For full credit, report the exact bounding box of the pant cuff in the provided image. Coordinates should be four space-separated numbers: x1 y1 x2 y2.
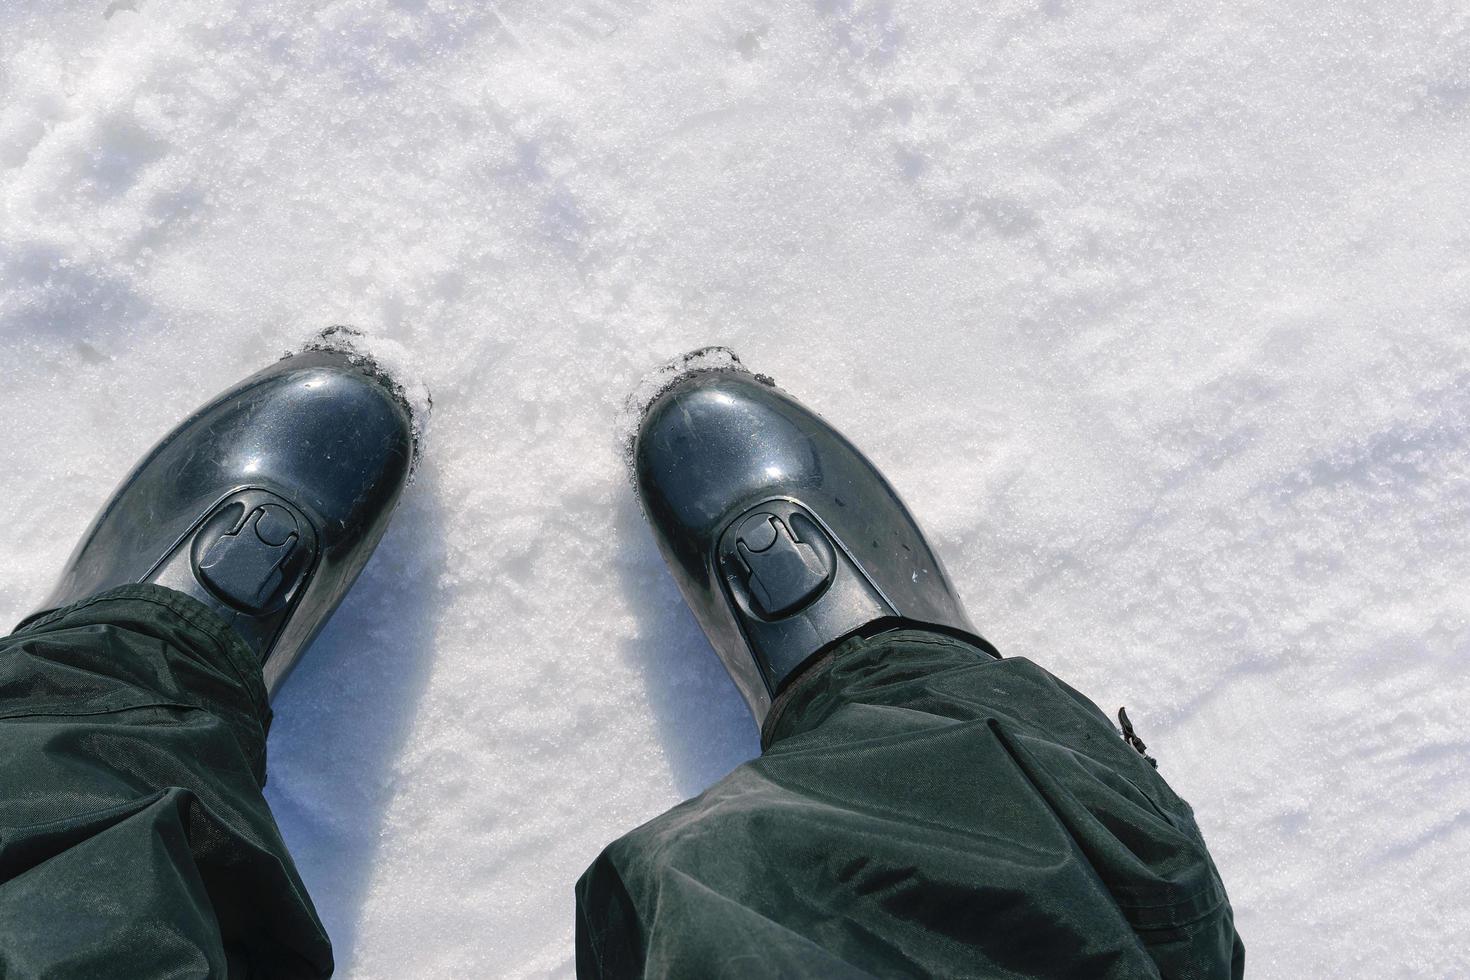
13 583 272 781
760 627 997 751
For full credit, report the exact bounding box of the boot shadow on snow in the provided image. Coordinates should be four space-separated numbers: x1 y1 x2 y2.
262 456 446 967
612 493 760 803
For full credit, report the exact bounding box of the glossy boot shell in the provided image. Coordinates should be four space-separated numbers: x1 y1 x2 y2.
32 349 416 697
633 366 994 725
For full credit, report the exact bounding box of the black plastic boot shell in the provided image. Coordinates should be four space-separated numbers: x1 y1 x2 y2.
633 368 993 724
32 349 415 696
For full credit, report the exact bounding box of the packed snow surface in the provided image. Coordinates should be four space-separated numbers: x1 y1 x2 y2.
2 0 1468 976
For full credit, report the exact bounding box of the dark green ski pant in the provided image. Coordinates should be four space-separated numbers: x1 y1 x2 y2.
0 585 332 978
1 588 1241 979
576 630 1245 979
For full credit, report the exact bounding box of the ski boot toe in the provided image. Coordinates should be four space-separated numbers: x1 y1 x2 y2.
633 361 993 725
33 348 418 696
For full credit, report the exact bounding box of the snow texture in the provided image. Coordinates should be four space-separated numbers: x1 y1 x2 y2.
2 0 1468 976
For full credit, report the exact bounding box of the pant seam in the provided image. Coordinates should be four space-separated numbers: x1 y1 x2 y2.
0 700 224 723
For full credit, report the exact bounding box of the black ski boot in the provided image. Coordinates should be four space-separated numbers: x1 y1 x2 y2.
29 348 418 696
631 351 997 726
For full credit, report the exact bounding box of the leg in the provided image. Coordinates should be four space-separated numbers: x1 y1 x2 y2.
0 586 331 978
2 344 418 978
582 353 1243 977
578 629 1243 979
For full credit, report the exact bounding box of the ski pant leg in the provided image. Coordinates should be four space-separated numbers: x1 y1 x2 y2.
575 629 1244 980
0 585 332 979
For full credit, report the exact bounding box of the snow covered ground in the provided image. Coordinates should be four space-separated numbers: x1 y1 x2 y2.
3 0 1468 975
